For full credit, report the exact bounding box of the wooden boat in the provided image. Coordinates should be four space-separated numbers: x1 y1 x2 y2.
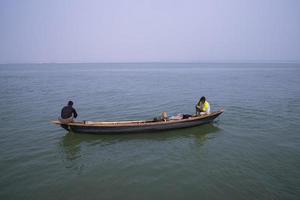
52 109 224 134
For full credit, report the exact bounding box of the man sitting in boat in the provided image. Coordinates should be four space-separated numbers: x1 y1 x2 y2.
58 101 78 123
196 96 210 115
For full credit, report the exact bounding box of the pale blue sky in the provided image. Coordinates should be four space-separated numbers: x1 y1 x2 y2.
0 0 299 63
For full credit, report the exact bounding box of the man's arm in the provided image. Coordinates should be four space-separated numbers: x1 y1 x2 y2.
195 100 201 109
73 108 78 118
196 101 203 110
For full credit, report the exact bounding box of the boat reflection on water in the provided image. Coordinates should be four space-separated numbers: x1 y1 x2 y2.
58 124 221 172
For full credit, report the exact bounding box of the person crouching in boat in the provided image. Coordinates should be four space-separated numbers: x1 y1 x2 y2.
196 96 210 115
58 101 78 124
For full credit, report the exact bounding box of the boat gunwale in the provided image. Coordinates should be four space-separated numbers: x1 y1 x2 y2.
52 110 224 127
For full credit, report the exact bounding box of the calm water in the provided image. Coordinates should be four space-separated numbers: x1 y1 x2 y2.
0 63 300 200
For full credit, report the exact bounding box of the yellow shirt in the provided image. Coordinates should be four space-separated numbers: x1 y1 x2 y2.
197 101 210 113
202 101 210 112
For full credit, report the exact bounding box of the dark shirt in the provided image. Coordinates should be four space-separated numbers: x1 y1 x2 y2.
61 105 78 119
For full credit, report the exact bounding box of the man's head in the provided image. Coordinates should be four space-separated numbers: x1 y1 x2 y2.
68 101 74 106
200 96 206 103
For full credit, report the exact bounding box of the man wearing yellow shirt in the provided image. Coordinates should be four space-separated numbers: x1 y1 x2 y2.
196 96 210 115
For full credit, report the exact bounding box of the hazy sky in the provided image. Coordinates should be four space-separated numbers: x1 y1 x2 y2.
0 0 299 63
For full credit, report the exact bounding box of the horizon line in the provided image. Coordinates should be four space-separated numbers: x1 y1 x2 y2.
1 60 300 65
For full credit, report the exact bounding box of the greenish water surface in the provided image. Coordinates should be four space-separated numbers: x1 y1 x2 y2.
0 63 299 199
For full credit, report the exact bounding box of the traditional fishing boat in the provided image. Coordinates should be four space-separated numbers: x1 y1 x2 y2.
52 109 224 134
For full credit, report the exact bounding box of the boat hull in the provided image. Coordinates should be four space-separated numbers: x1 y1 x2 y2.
53 110 223 134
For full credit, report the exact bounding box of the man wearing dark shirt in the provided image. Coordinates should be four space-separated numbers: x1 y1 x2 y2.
59 101 78 123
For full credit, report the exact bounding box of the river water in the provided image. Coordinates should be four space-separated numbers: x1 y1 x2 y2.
0 63 299 199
